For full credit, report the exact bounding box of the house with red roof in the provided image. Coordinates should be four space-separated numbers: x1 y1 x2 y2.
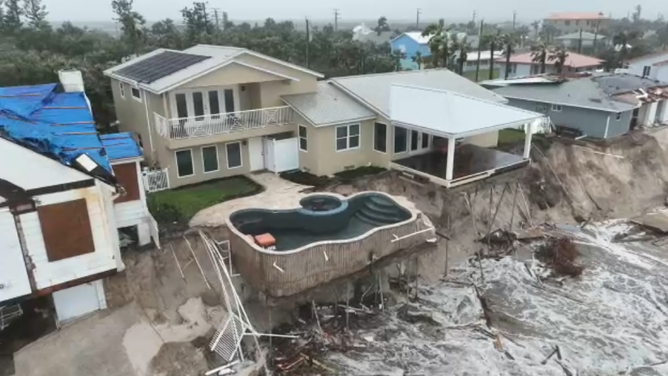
627 51 668 83
497 51 604 79
544 12 609 35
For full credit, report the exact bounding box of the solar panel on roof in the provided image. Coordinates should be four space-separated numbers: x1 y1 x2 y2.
116 51 210 84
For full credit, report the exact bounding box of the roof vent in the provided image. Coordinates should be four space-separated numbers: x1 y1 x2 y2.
58 70 85 93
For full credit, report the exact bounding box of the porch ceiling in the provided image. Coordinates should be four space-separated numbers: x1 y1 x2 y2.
389 84 545 138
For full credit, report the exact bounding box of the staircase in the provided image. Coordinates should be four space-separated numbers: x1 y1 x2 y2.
354 196 405 226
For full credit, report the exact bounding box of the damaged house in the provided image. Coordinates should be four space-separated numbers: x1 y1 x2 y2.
0 72 155 324
483 73 668 139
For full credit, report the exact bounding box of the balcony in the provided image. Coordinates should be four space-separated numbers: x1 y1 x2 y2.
154 106 293 141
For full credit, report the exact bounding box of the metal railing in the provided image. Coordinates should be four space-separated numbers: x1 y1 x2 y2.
142 167 170 192
157 106 293 140
0 304 23 331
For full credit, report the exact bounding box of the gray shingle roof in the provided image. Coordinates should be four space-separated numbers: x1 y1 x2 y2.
487 73 666 112
282 82 376 126
330 69 507 117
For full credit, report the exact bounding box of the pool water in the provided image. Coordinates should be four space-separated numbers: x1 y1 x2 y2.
230 193 411 251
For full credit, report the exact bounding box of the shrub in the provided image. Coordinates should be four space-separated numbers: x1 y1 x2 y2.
536 237 584 277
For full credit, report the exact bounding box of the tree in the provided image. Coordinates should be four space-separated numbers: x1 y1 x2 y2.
501 34 515 79
412 50 424 70
181 1 214 40
375 16 390 35
613 30 642 67
111 0 145 54
632 5 642 23
531 40 549 74
452 35 469 75
531 20 541 38
222 11 234 30
149 19 183 49
484 30 503 79
549 46 569 74
658 22 668 48
422 19 452 68
391 49 405 71
22 0 48 29
3 0 23 33
541 23 559 43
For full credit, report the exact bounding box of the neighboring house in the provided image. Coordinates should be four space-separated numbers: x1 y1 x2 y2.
104 44 324 190
390 32 432 70
283 69 545 188
497 51 604 78
352 24 394 45
544 12 609 35
463 51 504 73
627 51 668 82
0 73 154 324
483 73 668 139
555 31 606 48
390 31 477 70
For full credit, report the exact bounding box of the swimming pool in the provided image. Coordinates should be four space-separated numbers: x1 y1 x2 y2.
229 193 412 251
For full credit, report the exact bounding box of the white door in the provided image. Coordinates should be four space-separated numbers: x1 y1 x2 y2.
52 281 106 323
248 137 265 171
0 209 32 301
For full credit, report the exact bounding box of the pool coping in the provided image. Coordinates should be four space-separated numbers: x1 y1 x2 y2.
224 191 422 255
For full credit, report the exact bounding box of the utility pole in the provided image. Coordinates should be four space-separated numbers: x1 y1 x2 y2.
214 9 220 30
593 20 600 54
577 28 583 54
305 17 310 69
475 20 484 82
472 10 477 24
334 9 340 31
512 11 517 30
416 8 421 30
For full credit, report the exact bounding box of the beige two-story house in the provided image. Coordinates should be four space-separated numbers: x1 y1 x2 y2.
104 45 323 188
106 45 545 190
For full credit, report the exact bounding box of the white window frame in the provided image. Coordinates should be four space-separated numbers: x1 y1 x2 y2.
225 141 243 169
201 145 219 174
335 124 361 152
373 122 388 154
551 104 563 112
616 112 622 121
298 125 308 152
175 149 194 178
119 82 126 99
131 87 142 103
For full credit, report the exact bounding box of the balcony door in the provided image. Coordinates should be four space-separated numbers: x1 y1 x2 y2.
409 129 431 155
172 87 239 123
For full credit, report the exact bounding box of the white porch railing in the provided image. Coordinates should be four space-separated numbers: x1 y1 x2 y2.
142 167 170 192
156 106 293 140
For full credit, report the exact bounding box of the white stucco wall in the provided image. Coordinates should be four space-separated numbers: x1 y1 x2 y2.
0 209 32 302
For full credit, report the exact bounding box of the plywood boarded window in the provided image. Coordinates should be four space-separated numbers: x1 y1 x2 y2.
112 163 140 203
38 199 95 262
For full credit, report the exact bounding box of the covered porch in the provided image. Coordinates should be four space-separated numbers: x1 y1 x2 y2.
388 84 545 188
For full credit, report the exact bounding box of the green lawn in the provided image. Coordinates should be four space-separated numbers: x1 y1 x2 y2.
498 129 527 145
148 176 262 224
463 68 500 82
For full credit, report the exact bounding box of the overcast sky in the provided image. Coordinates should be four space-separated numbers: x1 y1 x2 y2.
42 0 662 23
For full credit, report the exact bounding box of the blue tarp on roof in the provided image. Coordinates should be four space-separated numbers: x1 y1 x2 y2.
100 132 143 161
0 83 112 172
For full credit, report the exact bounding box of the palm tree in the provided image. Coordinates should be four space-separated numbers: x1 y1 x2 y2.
501 34 515 79
549 46 569 74
531 20 541 38
412 50 424 70
455 37 470 75
613 30 642 67
531 40 549 74
487 30 502 80
422 19 452 68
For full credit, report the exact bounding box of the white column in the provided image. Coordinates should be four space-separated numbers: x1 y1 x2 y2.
643 102 658 126
659 100 668 124
523 122 533 159
138 222 151 246
445 137 456 181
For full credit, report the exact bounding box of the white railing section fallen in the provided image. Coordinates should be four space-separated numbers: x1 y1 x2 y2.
164 106 293 140
154 113 169 138
142 167 170 192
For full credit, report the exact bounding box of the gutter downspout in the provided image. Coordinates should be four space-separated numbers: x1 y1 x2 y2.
142 89 156 162
604 115 610 139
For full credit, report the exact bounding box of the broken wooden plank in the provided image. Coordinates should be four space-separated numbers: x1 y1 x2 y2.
631 212 668 233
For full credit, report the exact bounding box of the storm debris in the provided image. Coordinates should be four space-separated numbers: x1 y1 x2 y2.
536 237 584 277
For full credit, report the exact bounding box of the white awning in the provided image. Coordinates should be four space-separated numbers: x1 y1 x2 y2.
389 84 546 138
